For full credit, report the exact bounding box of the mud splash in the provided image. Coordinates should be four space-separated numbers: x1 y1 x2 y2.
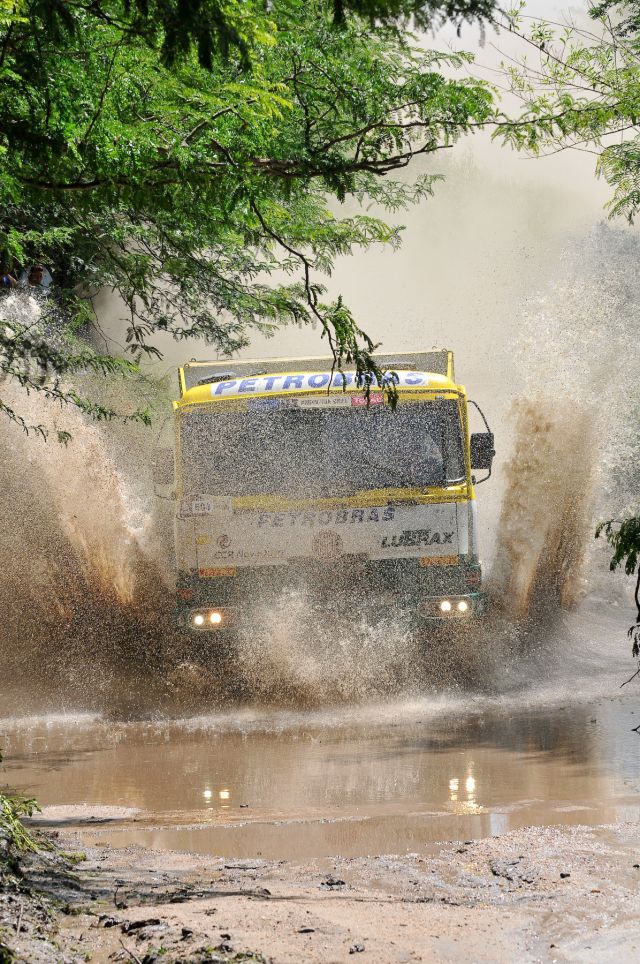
232 594 421 706
0 310 175 714
489 225 640 621
0 387 599 715
490 397 596 619
0 413 173 714
2 224 639 717
0 296 496 715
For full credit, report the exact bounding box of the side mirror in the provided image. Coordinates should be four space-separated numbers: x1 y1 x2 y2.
151 447 174 487
470 432 495 471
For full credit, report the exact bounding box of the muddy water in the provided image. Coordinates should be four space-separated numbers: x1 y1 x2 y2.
2 609 640 861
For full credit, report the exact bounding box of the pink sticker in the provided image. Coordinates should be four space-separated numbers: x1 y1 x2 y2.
351 392 384 407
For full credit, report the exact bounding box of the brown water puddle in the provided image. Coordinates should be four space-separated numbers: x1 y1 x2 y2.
2 695 640 859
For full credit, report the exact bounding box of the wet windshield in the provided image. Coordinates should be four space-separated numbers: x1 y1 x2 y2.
180 400 465 498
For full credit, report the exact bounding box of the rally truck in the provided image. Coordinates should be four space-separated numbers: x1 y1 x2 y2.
154 351 495 634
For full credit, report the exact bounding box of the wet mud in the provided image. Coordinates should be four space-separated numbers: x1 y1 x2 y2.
4 820 640 963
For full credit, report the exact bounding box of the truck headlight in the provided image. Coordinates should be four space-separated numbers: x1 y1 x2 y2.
193 613 205 626
440 600 452 612
210 611 222 624
457 600 469 612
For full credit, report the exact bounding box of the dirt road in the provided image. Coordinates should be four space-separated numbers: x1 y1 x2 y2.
2 822 639 963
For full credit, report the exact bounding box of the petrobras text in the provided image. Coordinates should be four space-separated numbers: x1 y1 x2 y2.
209 370 446 399
255 507 396 527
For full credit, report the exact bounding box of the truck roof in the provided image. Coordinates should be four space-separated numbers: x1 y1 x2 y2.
178 350 454 397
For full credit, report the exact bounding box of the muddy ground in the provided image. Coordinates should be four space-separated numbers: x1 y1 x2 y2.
3 609 640 962
2 821 639 963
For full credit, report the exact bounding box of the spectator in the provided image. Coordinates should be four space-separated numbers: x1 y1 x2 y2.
1 271 17 288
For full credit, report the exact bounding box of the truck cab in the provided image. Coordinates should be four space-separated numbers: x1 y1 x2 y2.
161 351 494 634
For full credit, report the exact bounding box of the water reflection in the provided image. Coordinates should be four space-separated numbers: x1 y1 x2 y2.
1 698 639 858
447 772 481 813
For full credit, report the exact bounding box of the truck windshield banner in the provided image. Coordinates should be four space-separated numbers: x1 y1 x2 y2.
208 371 447 399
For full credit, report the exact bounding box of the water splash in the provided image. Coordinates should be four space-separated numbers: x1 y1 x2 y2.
2 224 639 718
0 293 175 712
232 590 422 707
492 225 640 619
490 397 595 618
31 404 144 604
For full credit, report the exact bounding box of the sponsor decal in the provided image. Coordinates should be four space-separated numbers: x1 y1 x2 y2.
217 534 231 549
180 498 214 518
210 371 433 399
381 529 454 549
312 530 344 561
179 495 232 518
256 507 395 527
248 393 385 412
285 394 351 409
211 548 278 561
350 392 384 407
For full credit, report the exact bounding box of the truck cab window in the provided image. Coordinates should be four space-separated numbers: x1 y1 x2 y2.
179 399 465 498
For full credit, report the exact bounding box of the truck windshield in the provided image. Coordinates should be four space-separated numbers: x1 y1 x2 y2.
180 400 465 498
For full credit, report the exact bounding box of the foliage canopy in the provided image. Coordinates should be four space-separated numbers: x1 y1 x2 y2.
597 518 640 655
497 1 640 222
0 0 493 432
